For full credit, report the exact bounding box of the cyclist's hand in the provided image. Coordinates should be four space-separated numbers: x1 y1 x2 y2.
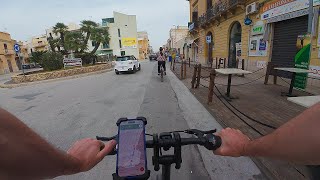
67 138 117 173
213 128 250 157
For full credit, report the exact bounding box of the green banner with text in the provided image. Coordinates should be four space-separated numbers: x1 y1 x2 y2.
294 34 311 89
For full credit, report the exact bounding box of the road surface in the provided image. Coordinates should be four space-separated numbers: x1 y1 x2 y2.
0 61 262 180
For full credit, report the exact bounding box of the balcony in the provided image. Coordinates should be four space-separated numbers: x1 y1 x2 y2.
4 49 15 55
33 42 47 48
188 21 199 33
199 0 245 28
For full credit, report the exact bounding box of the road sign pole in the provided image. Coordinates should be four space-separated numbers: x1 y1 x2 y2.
14 44 24 75
19 52 25 76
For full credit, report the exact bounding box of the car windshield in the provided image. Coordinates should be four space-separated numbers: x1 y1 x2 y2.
116 56 132 61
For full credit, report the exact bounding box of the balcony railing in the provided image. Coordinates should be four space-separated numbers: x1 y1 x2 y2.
199 0 245 28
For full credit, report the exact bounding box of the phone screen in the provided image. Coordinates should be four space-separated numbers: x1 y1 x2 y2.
117 120 146 177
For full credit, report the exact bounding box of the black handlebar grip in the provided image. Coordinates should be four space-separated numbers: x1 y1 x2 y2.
204 134 222 151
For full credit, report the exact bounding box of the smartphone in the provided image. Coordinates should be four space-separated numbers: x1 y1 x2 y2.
116 119 147 178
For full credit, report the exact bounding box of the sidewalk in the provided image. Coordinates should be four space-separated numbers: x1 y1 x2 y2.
0 68 43 84
167 69 263 180
171 62 315 180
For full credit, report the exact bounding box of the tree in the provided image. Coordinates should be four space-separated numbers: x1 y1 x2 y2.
42 52 64 71
53 23 68 54
30 51 46 65
90 27 110 55
64 31 87 53
80 20 98 52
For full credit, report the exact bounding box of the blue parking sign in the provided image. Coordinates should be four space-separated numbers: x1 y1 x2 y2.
14 44 20 53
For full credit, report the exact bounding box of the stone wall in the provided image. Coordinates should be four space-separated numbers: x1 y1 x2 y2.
11 63 112 84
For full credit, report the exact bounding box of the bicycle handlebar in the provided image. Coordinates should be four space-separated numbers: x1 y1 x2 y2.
97 129 221 155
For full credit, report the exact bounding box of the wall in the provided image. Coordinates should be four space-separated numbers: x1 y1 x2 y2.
113 12 139 58
11 63 112 83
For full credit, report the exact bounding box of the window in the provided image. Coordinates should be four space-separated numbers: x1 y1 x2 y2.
49 33 52 37
121 51 125 56
103 43 109 49
31 49 33 53
207 0 212 10
92 41 96 47
4 44 8 49
119 40 122 48
118 29 121 37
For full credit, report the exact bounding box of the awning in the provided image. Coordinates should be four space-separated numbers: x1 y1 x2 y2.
187 37 199 46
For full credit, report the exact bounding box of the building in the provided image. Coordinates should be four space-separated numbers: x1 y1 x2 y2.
26 35 49 54
0 32 21 74
97 12 139 59
187 0 320 88
137 31 149 59
18 41 29 64
168 26 188 49
45 23 80 53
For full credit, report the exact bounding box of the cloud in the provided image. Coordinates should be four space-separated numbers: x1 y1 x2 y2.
0 0 189 49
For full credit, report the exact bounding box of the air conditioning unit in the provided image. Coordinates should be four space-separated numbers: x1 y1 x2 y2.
246 2 259 15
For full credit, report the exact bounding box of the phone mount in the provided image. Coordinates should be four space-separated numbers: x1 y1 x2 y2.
116 117 148 126
152 132 182 171
113 117 150 180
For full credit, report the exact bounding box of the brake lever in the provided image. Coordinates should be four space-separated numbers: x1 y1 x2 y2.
184 129 217 137
96 135 118 142
96 136 118 155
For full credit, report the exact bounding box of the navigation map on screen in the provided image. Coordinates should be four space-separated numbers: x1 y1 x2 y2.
117 120 146 177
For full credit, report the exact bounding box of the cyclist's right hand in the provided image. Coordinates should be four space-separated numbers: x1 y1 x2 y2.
213 128 250 157
67 138 117 173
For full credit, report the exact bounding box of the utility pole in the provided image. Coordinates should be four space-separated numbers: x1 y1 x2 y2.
307 0 313 33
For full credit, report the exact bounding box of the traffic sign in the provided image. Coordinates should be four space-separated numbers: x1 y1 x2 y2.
206 36 212 44
14 44 20 53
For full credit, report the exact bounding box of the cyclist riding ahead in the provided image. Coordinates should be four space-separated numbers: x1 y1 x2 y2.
157 47 166 76
1 103 320 179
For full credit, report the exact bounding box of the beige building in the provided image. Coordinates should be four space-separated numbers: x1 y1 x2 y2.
137 31 149 59
187 0 320 89
97 12 139 58
26 35 49 54
0 32 21 74
168 26 188 49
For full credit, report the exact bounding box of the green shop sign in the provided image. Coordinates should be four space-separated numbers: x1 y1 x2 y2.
252 25 264 35
294 34 311 89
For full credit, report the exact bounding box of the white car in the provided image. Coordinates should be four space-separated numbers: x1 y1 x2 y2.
114 55 141 75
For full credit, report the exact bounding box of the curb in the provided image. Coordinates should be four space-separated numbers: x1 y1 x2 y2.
0 68 113 89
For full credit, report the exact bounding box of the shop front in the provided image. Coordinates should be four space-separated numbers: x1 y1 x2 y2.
262 0 320 88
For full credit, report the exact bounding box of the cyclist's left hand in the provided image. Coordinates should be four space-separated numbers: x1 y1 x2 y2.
67 138 117 173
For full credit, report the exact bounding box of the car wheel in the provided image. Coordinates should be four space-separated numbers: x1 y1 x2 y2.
138 64 141 71
115 70 119 75
133 66 137 73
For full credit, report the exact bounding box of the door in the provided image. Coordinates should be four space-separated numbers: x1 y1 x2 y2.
271 15 308 77
228 22 242 68
7 59 13 72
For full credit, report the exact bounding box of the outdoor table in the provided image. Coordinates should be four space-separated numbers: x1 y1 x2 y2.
287 96 320 108
215 68 252 100
274 68 312 97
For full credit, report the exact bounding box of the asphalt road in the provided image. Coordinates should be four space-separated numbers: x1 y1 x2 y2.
0 61 262 180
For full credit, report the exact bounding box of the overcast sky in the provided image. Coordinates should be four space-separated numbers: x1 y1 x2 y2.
0 0 189 49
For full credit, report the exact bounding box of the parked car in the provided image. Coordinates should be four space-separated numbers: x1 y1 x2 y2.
149 53 157 61
22 64 31 69
114 55 141 75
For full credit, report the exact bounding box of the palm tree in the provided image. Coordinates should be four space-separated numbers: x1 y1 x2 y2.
65 31 87 53
53 23 68 54
90 27 110 55
80 20 98 52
